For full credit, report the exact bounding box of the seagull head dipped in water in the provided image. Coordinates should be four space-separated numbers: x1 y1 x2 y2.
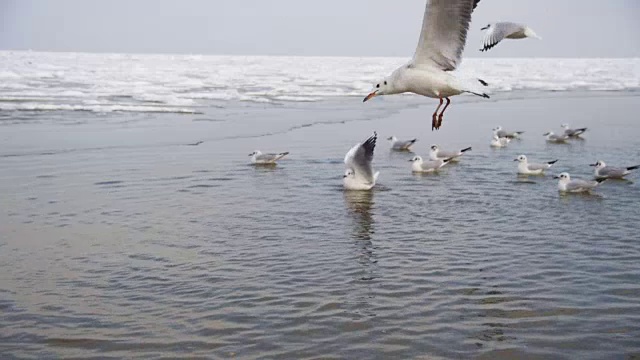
363 0 489 131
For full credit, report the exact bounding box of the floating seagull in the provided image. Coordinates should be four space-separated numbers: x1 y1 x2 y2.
363 0 488 130
490 134 510 148
479 22 541 52
493 125 524 139
514 155 558 175
590 160 640 179
409 155 452 173
343 132 379 190
561 124 587 138
249 150 289 165
387 136 417 151
554 172 606 193
543 132 569 143
429 144 472 162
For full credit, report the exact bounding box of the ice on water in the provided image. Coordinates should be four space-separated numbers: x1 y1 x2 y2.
1 51 639 114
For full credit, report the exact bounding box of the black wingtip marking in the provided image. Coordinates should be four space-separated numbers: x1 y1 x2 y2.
478 79 488 86
596 178 608 184
627 165 640 171
461 147 472 153
548 159 558 165
466 91 490 99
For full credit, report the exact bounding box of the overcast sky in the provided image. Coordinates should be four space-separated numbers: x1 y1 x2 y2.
1 0 639 57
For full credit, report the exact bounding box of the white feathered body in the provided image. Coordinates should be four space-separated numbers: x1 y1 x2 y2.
392 65 464 99
343 172 379 190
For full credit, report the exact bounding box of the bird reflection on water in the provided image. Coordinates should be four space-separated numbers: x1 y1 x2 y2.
343 190 376 243
343 190 379 319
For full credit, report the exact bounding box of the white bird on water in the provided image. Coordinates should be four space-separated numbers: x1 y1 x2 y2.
590 160 640 180
554 172 606 193
249 150 289 164
409 155 452 173
429 144 472 162
490 134 510 148
343 132 379 190
543 131 569 143
479 22 541 52
363 0 489 130
493 125 524 139
387 136 417 151
514 155 558 175
561 124 588 138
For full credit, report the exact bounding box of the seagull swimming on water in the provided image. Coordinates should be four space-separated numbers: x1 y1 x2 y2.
363 0 489 131
343 132 379 190
249 150 289 164
561 124 587 138
543 131 569 143
409 155 452 173
490 134 510 148
387 136 417 151
590 160 640 180
514 155 557 175
429 144 471 162
493 126 524 139
554 172 606 193
479 22 541 52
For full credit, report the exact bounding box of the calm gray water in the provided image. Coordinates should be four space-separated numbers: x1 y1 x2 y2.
1 92 640 359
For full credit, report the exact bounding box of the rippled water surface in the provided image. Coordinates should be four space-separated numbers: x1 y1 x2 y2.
2 93 640 359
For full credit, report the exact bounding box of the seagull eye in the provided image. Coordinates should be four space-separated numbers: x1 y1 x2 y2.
376 84 380 88
384 81 387 85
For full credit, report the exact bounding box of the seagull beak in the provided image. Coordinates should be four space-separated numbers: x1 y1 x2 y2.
343 174 347 178
553 176 560 179
513 159 519 161
481 25 489 30
408 159 413 162
589 163 597 166
363 91 378 102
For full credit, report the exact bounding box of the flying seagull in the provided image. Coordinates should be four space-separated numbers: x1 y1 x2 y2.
479 22 541 52
363 0 488 131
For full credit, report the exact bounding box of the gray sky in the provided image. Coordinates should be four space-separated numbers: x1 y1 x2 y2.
1 0 639 57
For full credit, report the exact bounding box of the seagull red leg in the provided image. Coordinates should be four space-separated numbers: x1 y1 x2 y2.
436 97 451 130
432 98 443 131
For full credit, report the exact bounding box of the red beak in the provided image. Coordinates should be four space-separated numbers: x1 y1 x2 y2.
363 91 378 102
